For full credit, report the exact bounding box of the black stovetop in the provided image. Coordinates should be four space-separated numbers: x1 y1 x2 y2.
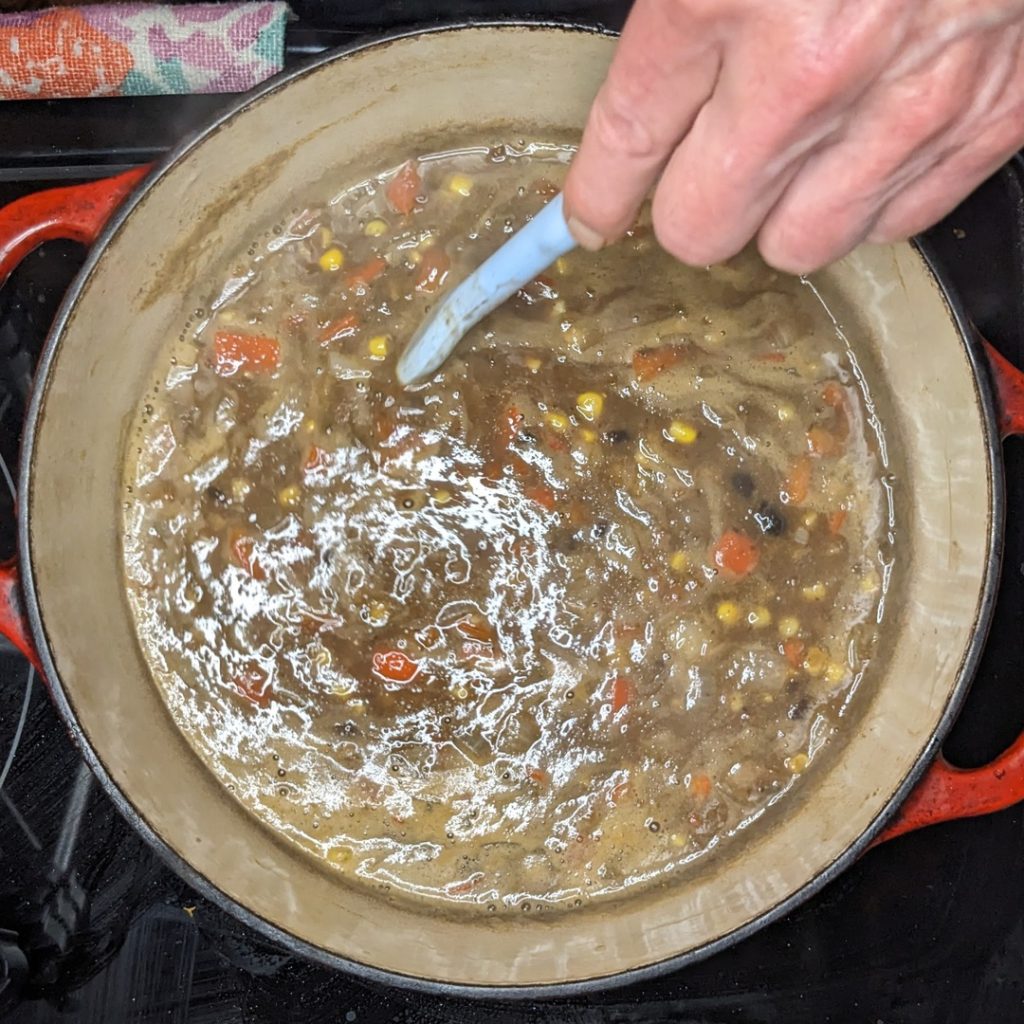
2 7 1024 1022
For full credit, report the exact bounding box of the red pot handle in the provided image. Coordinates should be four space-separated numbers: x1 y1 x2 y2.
874 339 1024 844
0 167 150 668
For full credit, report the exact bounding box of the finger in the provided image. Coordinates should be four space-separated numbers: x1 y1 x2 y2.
562 0 722 248
756 32 992 273
869 134 1024 244
647 6 915 268
870 39 1024 241
649 90 837 268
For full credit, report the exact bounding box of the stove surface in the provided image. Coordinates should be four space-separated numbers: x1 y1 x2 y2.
1 8 1024 1023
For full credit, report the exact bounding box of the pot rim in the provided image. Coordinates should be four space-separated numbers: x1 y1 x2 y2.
15 20 1006 1000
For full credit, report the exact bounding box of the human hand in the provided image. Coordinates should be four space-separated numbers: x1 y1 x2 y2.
563 0 1024 273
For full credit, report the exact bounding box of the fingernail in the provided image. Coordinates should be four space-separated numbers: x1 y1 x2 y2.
566 216 606 251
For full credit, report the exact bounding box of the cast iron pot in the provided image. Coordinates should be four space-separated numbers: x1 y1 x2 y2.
0 22 1023 998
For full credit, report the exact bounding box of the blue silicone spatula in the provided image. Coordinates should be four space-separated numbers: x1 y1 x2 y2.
396 192 578 385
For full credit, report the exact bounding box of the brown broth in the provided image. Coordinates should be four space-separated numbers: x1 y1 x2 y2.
121 143 895 912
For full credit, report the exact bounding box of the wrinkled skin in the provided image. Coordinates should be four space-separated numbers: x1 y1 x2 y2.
563 0 1024 273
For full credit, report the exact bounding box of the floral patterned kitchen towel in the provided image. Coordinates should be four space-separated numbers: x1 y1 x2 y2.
0 2 291 99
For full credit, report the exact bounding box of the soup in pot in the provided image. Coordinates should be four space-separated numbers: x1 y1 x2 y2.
122 142 895 911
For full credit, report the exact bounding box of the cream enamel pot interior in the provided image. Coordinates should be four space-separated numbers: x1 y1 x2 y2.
1 22 1024 998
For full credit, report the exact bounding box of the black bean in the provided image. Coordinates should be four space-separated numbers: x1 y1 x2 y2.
754 501 787 536
206 486 228 506
787 697 812 720
518 428 539 445
730 471 755 498
603 428 631 444
591 519 610 540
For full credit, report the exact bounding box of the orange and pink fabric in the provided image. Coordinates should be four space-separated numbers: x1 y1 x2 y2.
0 2 290 99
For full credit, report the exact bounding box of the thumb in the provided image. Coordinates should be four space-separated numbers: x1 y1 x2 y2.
563 0 722 248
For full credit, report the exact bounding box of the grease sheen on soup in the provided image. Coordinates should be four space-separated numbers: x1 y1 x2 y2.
122 142 895 912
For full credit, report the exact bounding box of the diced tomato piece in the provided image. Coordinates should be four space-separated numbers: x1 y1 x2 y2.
545 430 568 453
633 343 688 381
756 351 787 363
304 445 328 473
611 675 635 713
446 873 483 896
371 649 420 684
233 665 271 707
524 484 557 511
318 312 360 345
415 246 450 292
807 426 841 456
213 331 280 377
528 768 549 784
827 508 847 535
782 455 812 505
610 780 631 804
345 256 387 291
783 638 806 669
689 773 712 800
499 406 524 447
386 161 422 215
822 380 851 440
711 530 760 578
230 531 266 581
822 381 846 409
456 619 494 643
615 622 643 646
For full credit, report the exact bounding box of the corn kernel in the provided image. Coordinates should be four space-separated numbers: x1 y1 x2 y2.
367 335 390 360
801 582 827 601
716 600 741 626
447 173 474 197
802 511 819 528
667 420 698 445
727 692 745 712
748 606 772 629
231 478 251 501
778 616 800 639
526 356 542 372
861 569 880 593
278 484 301 508
433 489 452 505
367 601 389 627
364 218 389 238
580 428 598 443
318 247 345 272
302 417 317 434
545 411 569 431
670 550 689 572
327 845 353 865
670 832 687 847
825 661 847 685
576 391 605 421
786 753 809 773
803 646 828 676
777 402 796 422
